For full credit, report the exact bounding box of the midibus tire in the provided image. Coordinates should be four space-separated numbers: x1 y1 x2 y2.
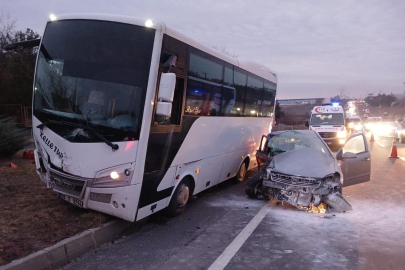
245 173 262 199
234 161 248 183
166 179 191 217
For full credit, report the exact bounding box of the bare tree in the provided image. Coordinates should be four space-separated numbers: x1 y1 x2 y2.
0 12 17 51
204 42 239 59
339 86 347 99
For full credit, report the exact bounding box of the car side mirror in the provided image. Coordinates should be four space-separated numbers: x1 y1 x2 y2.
305 121 309 128
156 73 176 117
341 152 356 159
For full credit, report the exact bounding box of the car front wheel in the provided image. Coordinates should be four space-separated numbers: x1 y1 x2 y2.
245 173 264 199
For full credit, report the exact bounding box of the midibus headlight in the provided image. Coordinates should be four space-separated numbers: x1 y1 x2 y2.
110 171 119 179
93 163 134 188
337 131 346 138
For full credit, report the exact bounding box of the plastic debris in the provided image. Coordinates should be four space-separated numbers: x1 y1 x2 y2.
307 203 327 214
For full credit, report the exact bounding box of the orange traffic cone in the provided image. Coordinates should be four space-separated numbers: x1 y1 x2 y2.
370 132 375 142
389 138 398 158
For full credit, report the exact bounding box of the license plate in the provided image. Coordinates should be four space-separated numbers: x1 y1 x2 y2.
59 193 83 208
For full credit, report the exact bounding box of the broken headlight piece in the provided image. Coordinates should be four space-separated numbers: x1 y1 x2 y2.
323 173 338 184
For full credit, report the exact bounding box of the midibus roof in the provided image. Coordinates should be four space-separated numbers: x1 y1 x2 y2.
49 13 277 83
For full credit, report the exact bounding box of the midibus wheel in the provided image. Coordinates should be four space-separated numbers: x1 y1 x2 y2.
166 179 190 217
234 162 248 183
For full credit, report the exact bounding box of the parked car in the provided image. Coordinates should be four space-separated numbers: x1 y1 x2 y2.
365 109 370 114
246 130 371 212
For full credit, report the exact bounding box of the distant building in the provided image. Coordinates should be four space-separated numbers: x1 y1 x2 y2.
277 98 325 106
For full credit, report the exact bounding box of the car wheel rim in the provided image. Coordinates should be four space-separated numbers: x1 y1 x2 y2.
177 184 189 208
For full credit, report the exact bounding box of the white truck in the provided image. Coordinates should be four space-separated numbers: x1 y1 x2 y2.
306 104 347 149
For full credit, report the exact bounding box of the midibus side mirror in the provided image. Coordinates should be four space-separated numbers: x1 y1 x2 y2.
156 73 176 117
305 121 309 127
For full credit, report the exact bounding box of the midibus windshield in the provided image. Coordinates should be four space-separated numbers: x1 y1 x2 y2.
33 20 155 142
310 113 344 125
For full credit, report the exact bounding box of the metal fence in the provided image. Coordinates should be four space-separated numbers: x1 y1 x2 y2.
0 104 32 126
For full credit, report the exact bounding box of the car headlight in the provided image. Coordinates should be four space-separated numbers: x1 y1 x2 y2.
337 131 346 138
349 123 354 128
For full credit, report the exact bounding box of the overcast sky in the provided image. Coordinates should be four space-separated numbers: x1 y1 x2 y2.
2 0 405 99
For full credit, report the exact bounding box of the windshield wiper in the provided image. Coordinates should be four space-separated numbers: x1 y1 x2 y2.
37 120 119 151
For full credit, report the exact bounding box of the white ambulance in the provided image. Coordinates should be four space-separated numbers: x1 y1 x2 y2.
305 104 347 148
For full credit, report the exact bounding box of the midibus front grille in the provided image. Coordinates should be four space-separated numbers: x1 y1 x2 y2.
49 169 88 198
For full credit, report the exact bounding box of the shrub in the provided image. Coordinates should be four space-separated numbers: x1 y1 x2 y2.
0 117 28 158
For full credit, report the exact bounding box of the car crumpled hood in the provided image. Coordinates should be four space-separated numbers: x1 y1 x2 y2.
272 147 335 179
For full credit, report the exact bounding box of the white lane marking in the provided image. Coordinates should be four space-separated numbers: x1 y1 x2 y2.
208 202 270 270
399 157 405 162
375 141 385 147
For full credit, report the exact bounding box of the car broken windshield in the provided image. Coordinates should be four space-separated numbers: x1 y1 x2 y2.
267 131 330 157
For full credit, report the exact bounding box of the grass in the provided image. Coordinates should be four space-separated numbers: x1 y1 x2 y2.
0 150 111 266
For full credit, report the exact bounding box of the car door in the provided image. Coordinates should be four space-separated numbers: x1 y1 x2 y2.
256 135 270 169
336 133 371 186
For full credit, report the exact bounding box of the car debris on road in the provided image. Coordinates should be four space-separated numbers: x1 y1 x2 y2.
246 130 371 213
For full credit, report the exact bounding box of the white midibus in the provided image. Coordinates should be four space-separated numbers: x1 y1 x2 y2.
27 14 277 221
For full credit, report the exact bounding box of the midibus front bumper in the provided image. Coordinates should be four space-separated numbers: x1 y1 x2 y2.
34 149 139 221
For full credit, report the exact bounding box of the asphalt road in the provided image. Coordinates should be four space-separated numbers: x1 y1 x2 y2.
60 135 405 270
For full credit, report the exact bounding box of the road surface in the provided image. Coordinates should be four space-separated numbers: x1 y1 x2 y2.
60 133 405 270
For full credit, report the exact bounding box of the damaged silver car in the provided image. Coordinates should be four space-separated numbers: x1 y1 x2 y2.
246 130 371 212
